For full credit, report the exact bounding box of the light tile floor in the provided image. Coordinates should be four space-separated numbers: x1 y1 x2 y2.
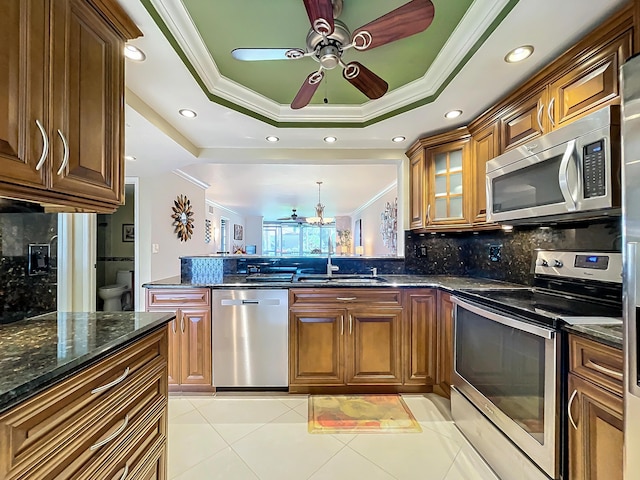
167 393 500 480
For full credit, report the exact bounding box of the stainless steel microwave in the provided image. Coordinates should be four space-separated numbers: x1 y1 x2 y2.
486 106 620 223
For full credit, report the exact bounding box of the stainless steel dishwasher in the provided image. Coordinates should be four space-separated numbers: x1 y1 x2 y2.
212 289 288 388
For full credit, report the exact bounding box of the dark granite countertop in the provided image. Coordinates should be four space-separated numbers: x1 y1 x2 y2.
563 323 623 349
0 311 175 413
143 274 526 291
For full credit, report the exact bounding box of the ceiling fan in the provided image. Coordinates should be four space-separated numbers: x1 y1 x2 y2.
231 0 435 109
277 209 307 222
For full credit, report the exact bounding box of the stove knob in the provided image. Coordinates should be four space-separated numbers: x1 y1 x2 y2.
536 259 548 267
553 259 563 268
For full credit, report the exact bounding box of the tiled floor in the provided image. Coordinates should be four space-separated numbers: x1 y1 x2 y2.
167 393 500 480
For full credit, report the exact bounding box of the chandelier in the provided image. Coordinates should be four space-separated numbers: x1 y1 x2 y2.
306 181 334 225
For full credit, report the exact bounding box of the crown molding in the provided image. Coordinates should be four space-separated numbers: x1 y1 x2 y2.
206 198 242 217
147 0 513 124
350 181 397 218
172 169 211 189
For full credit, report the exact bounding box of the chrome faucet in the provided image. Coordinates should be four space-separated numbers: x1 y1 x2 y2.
371 267 377 277
326 238 339 276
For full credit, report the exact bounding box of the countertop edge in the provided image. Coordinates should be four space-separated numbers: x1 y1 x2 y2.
0 312 175 414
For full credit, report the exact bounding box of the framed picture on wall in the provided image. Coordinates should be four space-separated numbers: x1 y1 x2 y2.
234 224 243 240
122 224 135 242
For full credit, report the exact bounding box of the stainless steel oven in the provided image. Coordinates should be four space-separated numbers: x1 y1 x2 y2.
451 249 622 480
486 105 620 224
452 297 560 480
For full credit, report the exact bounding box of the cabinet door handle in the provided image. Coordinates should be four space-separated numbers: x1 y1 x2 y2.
90 414 129 450
340 315 344 336
56 129 69 175
349 314 353 335
118 465 129 480
586 360 623 380
180 316 185 333
567 389 579 430
91 367 130 394
536 102 544 133
426 204 431 224
35 119 49 171
172 319 177 334
336 297 357 301
547 97 555 128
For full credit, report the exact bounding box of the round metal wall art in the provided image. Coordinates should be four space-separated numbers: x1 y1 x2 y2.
171 194 194 242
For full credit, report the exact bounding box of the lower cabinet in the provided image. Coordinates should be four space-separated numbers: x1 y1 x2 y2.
289 289 403 389
436 291 454 397
568 335 623 480
146 288 213 392
402 289 437 386
0 328 168 480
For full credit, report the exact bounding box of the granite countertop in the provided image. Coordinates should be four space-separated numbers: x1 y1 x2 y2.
563 323 623 349
143 274 527 291
0 311 175 413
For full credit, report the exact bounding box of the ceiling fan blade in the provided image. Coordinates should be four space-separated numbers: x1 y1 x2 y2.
291 70 325 109
232 48 306 61
342 62 388 100
303 0 335 35
351 0 435 51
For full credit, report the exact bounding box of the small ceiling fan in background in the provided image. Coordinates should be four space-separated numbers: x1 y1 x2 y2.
277 209 307 222
231 0 435 109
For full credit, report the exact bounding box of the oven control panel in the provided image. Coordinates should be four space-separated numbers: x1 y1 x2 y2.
534 250 622 283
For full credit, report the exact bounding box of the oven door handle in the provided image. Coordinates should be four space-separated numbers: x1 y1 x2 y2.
451 296 555 339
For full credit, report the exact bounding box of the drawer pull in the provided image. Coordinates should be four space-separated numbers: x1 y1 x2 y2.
159 297 197 303
91 367 130 394
349 314 353 335
118 464 129 480
56 129 69 175
340 315 344 336
586 360 623 380
172 319 177 334
336 297 357 301
568 389 578 430
90 414 129 451
181 316 185 333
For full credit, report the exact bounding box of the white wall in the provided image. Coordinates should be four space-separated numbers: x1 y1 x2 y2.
244 215 263 254
205 200 245 253
137 173 210 304
353 185 398 256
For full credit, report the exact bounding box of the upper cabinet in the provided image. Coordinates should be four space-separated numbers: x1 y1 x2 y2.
407 129 472 230
408 3 634 231
0 0 141 213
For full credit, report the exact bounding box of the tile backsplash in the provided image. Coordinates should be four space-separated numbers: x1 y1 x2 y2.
0 200 57 324
405 220 620 285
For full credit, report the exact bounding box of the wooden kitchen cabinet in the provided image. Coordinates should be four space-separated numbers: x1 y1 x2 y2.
289 289 403 389
0 328 168 480
406 128 472 231
146 288 213 392
402 289 437 386
435 291 454 398
500 87 549 152
0 0 141 213
469 121 499 224
568 335 623 480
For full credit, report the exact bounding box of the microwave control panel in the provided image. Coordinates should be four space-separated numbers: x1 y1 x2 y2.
582 140 606 198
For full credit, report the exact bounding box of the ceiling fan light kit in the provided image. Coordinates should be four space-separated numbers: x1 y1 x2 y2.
231 0 435 109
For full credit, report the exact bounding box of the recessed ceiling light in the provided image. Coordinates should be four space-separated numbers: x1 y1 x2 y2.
392 136 406 143
266 136 279 142
124 45 146 62
504 45 534 63
124 155 137 161
444 110 463 119
323 136 337 143
179 109 197 118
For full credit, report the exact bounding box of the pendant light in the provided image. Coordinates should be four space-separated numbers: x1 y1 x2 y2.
306 181 334 224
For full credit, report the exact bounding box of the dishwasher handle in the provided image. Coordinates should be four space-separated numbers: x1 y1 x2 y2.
242 300 260 305
220 298 283 306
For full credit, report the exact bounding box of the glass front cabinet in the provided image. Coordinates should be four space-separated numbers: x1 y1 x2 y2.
407 129 472 230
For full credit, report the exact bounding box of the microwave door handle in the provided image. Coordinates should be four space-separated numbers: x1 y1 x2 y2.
558 139 577 212
485 175 493 222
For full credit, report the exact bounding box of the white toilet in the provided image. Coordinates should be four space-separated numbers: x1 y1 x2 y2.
98 270 132 311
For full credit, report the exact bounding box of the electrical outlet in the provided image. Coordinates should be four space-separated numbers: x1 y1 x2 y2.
415 245 428 258
489 244 502 262
152 243 159 254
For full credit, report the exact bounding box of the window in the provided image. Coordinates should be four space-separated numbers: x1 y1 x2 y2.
220 218 229 253
262 222 335 256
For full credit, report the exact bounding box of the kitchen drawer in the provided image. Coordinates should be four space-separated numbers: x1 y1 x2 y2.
289 288 402 307
569 334 623 396
76 395 167 480
146 288 210 308
0 330 167 480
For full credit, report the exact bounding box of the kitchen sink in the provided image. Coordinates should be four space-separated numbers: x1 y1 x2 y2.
294 275 388 284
